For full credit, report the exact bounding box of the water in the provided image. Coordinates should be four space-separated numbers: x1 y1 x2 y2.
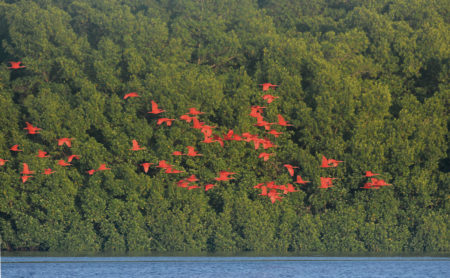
2 256 449 277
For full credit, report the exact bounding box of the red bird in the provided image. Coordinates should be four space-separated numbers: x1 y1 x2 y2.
283 164 298 176
282 183 298 194
43 168 55 175
177 180 189 188
0 158 8 166
97 164 111 171
185 175 199 182
267 129 282 137
10 145 23 152
258 152 273 161
58 160 71 167
320 156 343 168
277 114 293 126
21 175 33 183
204 184 216 191
192 118 205 129
58 138 74 147
67 154 81 162
148 100 165 114
259 83 278 91
186 146 202 157
295 175 310 185
165 168 184 174
130 140 145 151
214 171 236 181
86 169 96 175
268 189 283 203
188 185 200 190
21 163 35 175
180 114 195 123
123 92 140 99
188 108 205 115
140 163 154 173
172 151 184 156
320 177 336 189
156 160 172 169
24 122 41 134
259 186 268 196
8 61 26 69
364 171 380 177
262 94 279 104
371 178 392 187
36 150 50 158
157 118 176 126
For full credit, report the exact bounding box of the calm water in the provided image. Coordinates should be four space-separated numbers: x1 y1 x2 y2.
1 256 449 278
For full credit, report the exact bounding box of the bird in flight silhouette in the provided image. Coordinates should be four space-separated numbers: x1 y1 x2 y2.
58 160 71 167
123 92 140 99
43 168 55 175
10 145 23 152
21 175 33 183
140 162 153 173
97 164 111 171
0 158 8 166
262 94 279 104
8 61 26 69
283 164 298 176
157 118 175 126
130 140 145 151
24 122 41 134
58 138 74 147
259 83 278 91
148 100 165 114
36 150 50 158
295 175 310 185
21 163 35 175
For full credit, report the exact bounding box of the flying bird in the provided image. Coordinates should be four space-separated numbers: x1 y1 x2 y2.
21 175 33 183
58 160 71 167
188 108 205 115
172 151 184 156
148 100 165 114
24 122 41 134
58 138 74 147
0 159 8 166
36 150 50 158
277 114 293 126
204 184 216 191
283 164 298 176
258 152 273 161
267 129 283 137
8 61 26 69
97 164 111 171
364 171 380 177
320 156 343 168
156 160 172 169
43 168 55 175
67 154 81 162
185 175 199 182
157 118 175 126
21 163 35 175
186 146 202 157
86 169 96 175
130 140 145 151
295 175 310 185
320 177 336 189
123 92 140 99
140 163 154 173
259 83 278 91
187 185 200 190
262 94 279 104
10 145 23 152
214 171 236 181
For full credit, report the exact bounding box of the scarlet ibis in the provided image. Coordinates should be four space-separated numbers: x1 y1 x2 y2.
86 169 96 175
180 114 195 123
140 163 153 173
371 178 392 186
58 138 74 147
21 163 35 175
258 152 273 161
283 164 298 176
67 154 80 162
188 185 200 190
177 180 189 188
320 177 336 188
0 159 8 166
364 171 379 177
268 189 282 203
97 164 111 171
172 151 184 156
8 61 26 69
277 114 293 126
259 186 268 196
267 129 282 137
130 140 145 151
157 118 175 126
188 108 204 115
259 83 278 91
320 156 343 168
156 160 172 169
10 145 23 152
186 146 202 156
123 92 140 99
262 94 279 104
148 100 165 114
185 175 199 182
43 168 55 175
21 175 33 183
214 171 236 181
295 175 310 185
165 168 184 174
204 184 216 191
283 183 298 194
24 122 41 134
58 160 71 167
36 150 50 158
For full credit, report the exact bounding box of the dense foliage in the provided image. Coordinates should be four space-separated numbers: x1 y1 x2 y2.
0 0 448 253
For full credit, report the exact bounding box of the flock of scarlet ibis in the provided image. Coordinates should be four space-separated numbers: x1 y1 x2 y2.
2 62 392 203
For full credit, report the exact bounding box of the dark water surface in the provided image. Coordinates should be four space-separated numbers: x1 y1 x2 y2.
2 256 449 277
